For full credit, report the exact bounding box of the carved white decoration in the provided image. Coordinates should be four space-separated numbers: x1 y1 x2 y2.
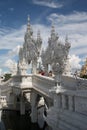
17 16 42 75
23 18 38 63
17 58 28 75
41 24 71 86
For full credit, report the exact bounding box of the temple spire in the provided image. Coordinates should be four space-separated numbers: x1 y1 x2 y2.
27 15 30 24
49 20 59 41
26 15 33 35
65 35 71 48
51 20 55 36
27 15 30 31
37 30 41 40
65 35 68 43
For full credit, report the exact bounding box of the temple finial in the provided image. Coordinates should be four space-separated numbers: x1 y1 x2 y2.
27 15 30 25
65 35 68 43
37 30 40 39
51 19 55 29
26 15 33 35
51 19 55 35
65 35 71 48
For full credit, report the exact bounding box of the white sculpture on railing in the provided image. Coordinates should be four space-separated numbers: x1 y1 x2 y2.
41 23 71 88
17 45 28 75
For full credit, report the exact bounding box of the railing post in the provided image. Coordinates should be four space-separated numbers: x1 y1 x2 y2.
62 95 66 109
69 95 73 111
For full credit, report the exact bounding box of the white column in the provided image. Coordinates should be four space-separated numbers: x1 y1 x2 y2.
30 92 38 123
20 96 25 115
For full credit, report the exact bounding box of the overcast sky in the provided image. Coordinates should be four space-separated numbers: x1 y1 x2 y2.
0 0 87 74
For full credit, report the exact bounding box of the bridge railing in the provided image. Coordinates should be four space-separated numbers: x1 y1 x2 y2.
32 74 55 97
1 74 32 89
61 75 87 90
32 74 87 95
53 89 87 115
11 74 32 88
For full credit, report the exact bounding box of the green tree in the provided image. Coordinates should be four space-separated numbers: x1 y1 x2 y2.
3 73 12 82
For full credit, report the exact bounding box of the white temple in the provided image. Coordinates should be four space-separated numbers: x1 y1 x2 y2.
1 17 87 130
17 16 71 79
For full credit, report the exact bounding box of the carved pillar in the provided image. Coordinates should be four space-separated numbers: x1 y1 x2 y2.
30 92 38 123
61 95 66 109
69 95 73 111
20 95 25 115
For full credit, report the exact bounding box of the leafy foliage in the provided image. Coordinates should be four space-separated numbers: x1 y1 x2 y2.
3 73 12 82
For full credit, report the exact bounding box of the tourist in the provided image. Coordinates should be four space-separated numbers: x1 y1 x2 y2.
48 70 52 77
38 70 45 75
41 70 45 75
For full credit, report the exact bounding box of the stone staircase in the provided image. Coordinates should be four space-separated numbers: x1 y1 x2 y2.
58 110 87 130
45 107 87 130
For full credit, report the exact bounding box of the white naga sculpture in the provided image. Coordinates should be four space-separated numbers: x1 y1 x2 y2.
41 23 71 88
17 16 42 75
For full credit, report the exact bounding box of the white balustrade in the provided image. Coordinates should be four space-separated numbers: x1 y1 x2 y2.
32 74 55 97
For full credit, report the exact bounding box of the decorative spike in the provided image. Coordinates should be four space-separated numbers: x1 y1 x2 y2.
27 15 31 31
65 35 71 48
51 20 55 34
37 30 41 39
26 15 33 35
37 30 40 37
27 15 30 25
51 19 54 27
50 20 58 40
65 35 68 43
